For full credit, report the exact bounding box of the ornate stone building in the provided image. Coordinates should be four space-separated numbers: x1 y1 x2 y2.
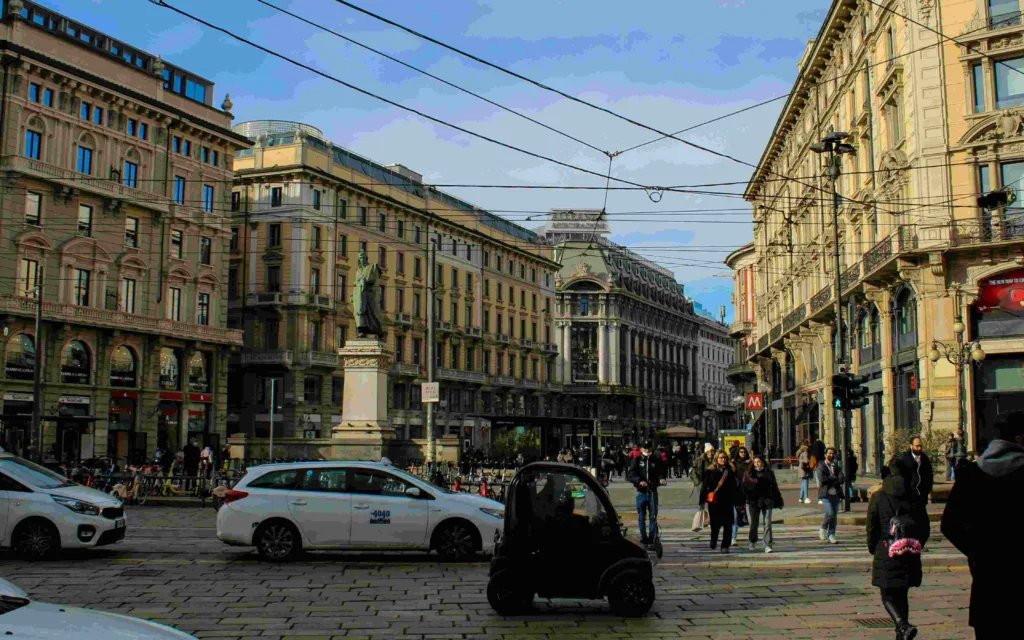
0 0 250 463
744 0 1024 472
539 210 705 445
228 121 561 460
726 243 760 443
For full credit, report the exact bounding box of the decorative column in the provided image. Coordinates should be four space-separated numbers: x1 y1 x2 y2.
597 320 608 384
623 325 632 387
609 321 620 385
562 321 572 384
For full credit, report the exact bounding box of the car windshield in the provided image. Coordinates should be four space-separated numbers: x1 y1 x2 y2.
0 595 30 616
0 456 75 489
388 467 450 494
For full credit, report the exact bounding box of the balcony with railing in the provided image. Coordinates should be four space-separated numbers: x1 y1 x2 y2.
782 305 806 333
395 312 413 326
840 262 862 293
240 349 294 366
0 295 243 345
728 320 753 337
493 375 516 386
519 338 534 348
496 334 511 344
521 379 540 390
438 368 488 383
391 363 421 377
437 321 453 333
298 351 340 368
951 216 1024 247
810 284 833 313
542 343 559 354
466 327 482 338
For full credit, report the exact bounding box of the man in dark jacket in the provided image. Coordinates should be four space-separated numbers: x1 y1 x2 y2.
183 438 200 487
627 441 666 545
894 436 934 508
942 411 1024 639
816 447 843 544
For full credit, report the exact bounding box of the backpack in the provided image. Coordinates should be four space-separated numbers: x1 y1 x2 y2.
885 502 922 558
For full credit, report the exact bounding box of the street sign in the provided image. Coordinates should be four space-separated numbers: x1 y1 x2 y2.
421 382 440 403
745 393 764 411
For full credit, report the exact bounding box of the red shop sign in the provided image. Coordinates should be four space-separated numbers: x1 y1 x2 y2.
159 392 183 401
909 375 919 391
110 391 138 399
189 393 213 403
977 268 1024 313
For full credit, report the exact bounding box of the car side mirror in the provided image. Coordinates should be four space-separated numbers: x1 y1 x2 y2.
405 486 422 498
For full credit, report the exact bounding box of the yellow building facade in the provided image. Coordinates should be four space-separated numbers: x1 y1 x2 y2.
745 0 1024 474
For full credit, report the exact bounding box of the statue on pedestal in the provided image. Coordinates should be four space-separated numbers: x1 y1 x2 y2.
352 250 383 338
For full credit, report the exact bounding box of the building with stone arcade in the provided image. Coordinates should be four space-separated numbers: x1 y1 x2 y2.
539 210 704 446
0 0 250 463
227 120 561 461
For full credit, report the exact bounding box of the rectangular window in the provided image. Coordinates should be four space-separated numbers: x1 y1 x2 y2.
184 140 192 157
271 187 282 207
127 119 137 136
414 226 421 244
197 292 210 326
265 320 280 350
465 273 473 291
201 146 210 163
231 191 241 212
483 251 490 268
312 189 321 210
483 309 490 333
332 377 344 405
170 229 183 259
451 344 459 370
413 338 422 365
990 0 1023 27
24 192 41 225
173 176 185 204
509 355 516 377
972 63 986 113
339 234 348 257
338 198 347 219
397 252 405 274
520 264 526 279
465 305 472 327
311 268 321 295
336 325 347 349
124 216 139 247
24 130 40 159
42 88 53 107
359 207 368 225
19 258 38 298
77 204 92 236
121 277 136 313
379 285 386 311
123 160 138 188
309 321 321 350
497 314 503 335
451 302 458 326
452 268 459 289
202 184 214 212
74 269 91 306
337 274 346 299
200 236 212 265
267 266 281 292
230 226 239 251
397 220 404 238
93 107 103 126
378 246 387 269
396 287 405 313
77 146 93 174
484 279 490 297
996 56 1024 109
80 102 91 120
29 83 40 102
395 336 405 363
532 293 537 311
520 290 526 307
414 257 422 278
303 376 321 405
497 284 503 301
139 123 148 140
269 223 282 247
229 268 238 299
173 136 182 153
483 350 491 374
312 226 322 250
378 212 387 233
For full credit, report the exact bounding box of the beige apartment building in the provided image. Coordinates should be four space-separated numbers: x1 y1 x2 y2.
227 120 561 461
0 0 250 464
725 243 759 445
744 0 1024 474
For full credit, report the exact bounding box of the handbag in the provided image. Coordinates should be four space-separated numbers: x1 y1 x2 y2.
706 470 729 505
690 507 709 532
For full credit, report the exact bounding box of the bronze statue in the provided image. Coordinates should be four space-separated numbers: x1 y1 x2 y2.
352 250 383 338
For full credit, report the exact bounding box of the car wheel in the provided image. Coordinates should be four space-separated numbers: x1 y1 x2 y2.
434 521 477 562
254 520 301 562
486 572 533 615
607 572 655 617
13 519 61 561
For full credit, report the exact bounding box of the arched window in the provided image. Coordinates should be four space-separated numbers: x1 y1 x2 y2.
894 288 918 351
159 347 181 390
188 351 210 393
110 345 137 388
60 340 91 384
5 334 35 380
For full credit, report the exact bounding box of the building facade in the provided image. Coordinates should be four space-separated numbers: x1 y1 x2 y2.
743 0 1024 472
696 314 738 437
725 243 759 444
228 120 561 460
0 0 250 463
539 210 705 445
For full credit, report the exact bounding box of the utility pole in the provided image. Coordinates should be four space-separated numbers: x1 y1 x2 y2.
811 127 856 512
425 225 436 472
29 268 44 463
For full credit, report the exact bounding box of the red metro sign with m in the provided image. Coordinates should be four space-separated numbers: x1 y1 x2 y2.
745 393 764 411
977 268 1024 313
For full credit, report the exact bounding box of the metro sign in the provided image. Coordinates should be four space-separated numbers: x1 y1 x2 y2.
745 393 764 411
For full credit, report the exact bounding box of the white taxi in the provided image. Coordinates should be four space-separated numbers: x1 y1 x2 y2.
216 461 504 561
0 454 126 560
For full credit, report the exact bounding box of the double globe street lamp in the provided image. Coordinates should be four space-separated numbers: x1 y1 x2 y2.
928 292 985 441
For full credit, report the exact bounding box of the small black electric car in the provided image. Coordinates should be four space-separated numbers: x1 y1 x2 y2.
486 462 656 617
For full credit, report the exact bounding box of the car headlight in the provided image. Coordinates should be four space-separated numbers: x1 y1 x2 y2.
51 496 101 516
480 507 504 519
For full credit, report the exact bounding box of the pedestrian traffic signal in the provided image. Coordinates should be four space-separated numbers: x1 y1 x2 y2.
833 372 870 411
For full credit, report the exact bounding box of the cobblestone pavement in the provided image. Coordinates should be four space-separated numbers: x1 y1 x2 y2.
0 497 973 640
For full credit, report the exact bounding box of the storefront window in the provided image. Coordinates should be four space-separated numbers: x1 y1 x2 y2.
894 289 918 351
188 351 210 393
188 404 209 434
157 401 180 452
108 397 135 432
60 340 91 384
160 347 181 390
5 334 35 380
974 268 1024 338
110 346 137 387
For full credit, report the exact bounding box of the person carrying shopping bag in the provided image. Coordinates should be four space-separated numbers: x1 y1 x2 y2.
700 450 738 552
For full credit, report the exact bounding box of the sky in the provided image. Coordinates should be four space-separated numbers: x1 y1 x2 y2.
52 0 829 323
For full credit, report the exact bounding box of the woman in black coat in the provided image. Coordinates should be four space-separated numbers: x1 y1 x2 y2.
742 455 783 552
866 468 930 640
700 450 738 552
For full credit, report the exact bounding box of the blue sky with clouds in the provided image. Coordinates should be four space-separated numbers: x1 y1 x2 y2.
54 0 828 322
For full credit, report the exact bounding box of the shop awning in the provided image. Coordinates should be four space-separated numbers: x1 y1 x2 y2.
664 426 700 438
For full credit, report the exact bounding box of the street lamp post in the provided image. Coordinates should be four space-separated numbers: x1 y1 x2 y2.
928 285 986 448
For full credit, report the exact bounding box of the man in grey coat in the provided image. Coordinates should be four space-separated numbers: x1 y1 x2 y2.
816 447 844 544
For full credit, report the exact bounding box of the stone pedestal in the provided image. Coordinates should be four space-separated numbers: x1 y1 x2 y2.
331 339 395 459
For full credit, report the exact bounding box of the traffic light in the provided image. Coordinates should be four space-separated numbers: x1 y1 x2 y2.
833 372 870 411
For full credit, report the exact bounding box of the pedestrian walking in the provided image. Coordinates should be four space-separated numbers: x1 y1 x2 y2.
796 441 812 503
894 436 934 509
743 455 783 553
732 447 752 541
845 449 859 501
700 450 738 553
815 447 843 544
943 429 966 481
867 465 929 640
600 447 615 485
627 441 667 545
941 410 1024 640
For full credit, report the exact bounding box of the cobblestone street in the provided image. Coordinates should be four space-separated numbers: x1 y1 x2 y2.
0 488 974 639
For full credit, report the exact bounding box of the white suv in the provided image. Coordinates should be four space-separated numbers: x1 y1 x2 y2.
0 453 127 560
216 461 504 561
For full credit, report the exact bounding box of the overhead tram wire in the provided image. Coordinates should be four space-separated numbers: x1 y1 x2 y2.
252 0 608 157
149 0 670 198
